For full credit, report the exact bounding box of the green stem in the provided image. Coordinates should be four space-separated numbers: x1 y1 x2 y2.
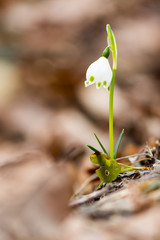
109 68 116 159
106 24 118 159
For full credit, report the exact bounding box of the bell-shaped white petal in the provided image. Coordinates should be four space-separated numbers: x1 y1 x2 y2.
85 56 112 90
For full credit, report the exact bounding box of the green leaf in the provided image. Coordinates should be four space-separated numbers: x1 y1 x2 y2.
87 144 99 152
93 132 108 155
90 152 148 184
90 152 122 183
114 129 124 159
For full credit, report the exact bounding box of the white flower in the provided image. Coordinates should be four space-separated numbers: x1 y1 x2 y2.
85 56 112 90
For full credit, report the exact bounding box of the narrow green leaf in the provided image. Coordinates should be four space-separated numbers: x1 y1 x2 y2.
93 132 108 155
87 144 99 152
114 129 124 159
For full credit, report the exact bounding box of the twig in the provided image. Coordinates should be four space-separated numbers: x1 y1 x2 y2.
70 183 118 207
116 153 146 161
71 173 98 199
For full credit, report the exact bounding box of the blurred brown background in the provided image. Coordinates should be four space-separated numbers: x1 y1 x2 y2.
0 0 159 239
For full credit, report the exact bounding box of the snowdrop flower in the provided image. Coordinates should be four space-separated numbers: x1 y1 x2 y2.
85 56 112 90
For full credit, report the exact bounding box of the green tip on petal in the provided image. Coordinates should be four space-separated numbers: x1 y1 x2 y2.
85 81 90 87
103 81 107 87
98 82 101 88
90 76 94 82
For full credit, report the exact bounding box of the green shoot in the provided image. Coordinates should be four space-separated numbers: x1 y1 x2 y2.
87 144 99 152
93 132 108 155
114 129 124 159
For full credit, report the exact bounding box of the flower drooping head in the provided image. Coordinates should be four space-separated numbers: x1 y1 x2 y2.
85 56 112 90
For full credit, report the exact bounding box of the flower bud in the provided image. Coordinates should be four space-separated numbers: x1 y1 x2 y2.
102 46 110 59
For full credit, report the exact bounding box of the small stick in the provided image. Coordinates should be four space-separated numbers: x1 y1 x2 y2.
70 183 116 207
131 158 154 166
116 153 147 161
71 173 98 199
